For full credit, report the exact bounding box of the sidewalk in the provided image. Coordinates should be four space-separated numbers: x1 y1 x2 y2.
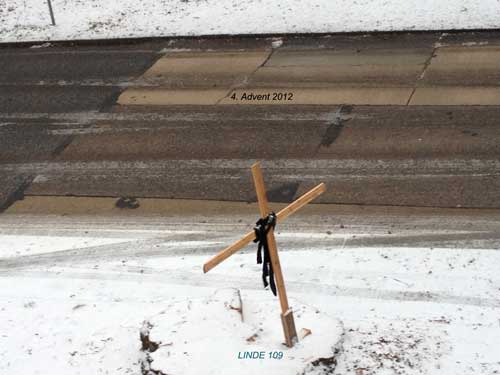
118 33 500 106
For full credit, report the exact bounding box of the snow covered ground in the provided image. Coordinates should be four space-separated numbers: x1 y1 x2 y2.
0 234 132 258
142 288 344 375
1 213 499 374
1 0 500 44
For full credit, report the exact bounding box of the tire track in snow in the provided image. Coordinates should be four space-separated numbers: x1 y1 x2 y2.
3 268 499 309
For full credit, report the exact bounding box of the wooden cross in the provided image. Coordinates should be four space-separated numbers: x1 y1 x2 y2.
203 162 326 347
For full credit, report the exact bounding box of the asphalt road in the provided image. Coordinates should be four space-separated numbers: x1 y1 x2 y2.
1 32 500 210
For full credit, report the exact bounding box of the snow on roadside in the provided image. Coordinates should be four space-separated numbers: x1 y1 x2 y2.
1 0 500 44
127 246 500 304
0 221 499 374
0 275 207 375
0 234 134 258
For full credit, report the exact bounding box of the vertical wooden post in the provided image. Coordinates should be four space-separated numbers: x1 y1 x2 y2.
251 162 298 347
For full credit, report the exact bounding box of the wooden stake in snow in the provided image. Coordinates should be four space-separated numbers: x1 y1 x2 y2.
203 162 326 347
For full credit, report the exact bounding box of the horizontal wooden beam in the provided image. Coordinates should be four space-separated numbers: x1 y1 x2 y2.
203 230 255 273
203 182 326 273
276 182 326 222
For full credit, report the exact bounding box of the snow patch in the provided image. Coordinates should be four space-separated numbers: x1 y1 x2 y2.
271 38 283 49
140 288 344 375
0 234 134 258
2 0 500 43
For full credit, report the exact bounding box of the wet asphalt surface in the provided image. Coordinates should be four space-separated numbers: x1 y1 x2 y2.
1 32 500 210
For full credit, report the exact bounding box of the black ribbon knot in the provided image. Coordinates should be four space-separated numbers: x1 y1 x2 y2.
253 212 277 296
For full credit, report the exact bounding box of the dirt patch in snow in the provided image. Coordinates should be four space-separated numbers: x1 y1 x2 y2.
334 319 451 374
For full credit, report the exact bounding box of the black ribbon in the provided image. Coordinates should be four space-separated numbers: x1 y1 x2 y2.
253 212 277 296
